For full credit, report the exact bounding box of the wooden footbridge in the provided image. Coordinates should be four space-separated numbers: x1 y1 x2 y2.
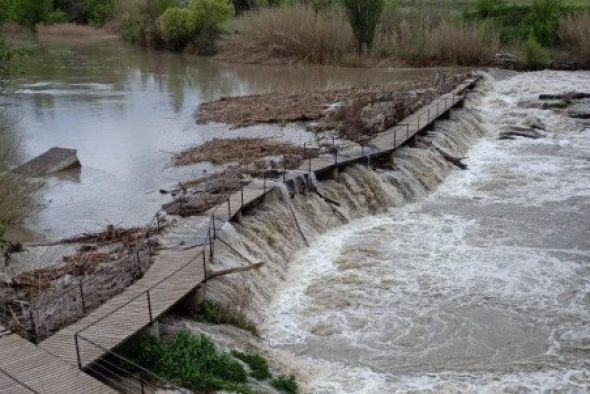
0 77 479 392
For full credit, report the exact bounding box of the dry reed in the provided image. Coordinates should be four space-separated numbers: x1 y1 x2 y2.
219 5 353 64
35 23 115 38
558 13 590 66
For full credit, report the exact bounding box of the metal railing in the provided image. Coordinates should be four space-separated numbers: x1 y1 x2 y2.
0 366 38 393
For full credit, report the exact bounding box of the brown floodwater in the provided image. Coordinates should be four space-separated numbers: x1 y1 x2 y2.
3 38 454 242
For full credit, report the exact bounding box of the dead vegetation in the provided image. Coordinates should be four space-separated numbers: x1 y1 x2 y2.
197 73 471 143
175 137 309 168
164 168 246 216
62 224 160 246
196 81 430 129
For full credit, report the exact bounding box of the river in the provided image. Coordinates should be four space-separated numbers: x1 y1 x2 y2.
202 70 590 392
4 37 444 241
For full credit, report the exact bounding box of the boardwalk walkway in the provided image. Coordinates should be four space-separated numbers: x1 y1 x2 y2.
2 77 478 392
0 327 114 393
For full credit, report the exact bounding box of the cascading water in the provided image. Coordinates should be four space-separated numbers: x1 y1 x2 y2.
198 71 590 392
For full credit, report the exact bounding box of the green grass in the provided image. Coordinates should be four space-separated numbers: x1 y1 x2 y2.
125 330 300 394
231 351 272 380
129 330 253 394
271 374 299 394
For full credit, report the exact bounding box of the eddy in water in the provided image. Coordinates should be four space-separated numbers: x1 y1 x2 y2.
206 71 590 393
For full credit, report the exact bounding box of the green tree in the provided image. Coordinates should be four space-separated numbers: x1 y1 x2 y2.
9 0 54 28
158 7 195 50
342 0 384 55
527 0 562 45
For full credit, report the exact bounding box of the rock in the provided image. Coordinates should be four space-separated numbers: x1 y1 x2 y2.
542 101 569 110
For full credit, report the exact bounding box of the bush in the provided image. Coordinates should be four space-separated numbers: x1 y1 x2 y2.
231 351 271 380
9 0 53 28
196 299 259 335
46 10 69 25
342 0 384 54
522 32 545 67
271 374 299 394
558 13 590 66
132 331 252 393
527 0 563 45
158 7 195 50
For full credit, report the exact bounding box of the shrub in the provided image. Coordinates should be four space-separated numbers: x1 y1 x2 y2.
558 13 590 65
196 299 259 335
9 0 53 28
271 374 299 394
231 351 271 380
527 0 562 45
342 0 384 54
132 331 252 393
158 7 195 50
522 32 545 67
46 10 69 25
475 0 506 18
190 0 235 54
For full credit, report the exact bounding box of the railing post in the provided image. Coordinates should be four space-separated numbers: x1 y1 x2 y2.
308 155 312 174
212 214 216 240
263 173 266 193
240 185 244 208
361 143 364 156
79 282 86 314
203 250 207 280
147 290 153 323
406 123 410 140
417 117 420 131
227 197 231 218
394 129 397 147
437 101 440 115
427 108 430 123
74 334 82 370
282 156 286 183
334 147 338 165
28 308 37 340
156 214 160 232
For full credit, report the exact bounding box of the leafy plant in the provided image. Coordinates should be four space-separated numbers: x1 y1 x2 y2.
158 7 196 50
522 31 546 67
46 9 69 24
131 331 252 393
231 351 272 380
196 299 259 335
527 0 563 45
271 374 299 394
342 0 384 54
9 0 53 28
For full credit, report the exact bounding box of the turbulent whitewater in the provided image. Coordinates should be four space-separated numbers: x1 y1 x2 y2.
207 71 590 393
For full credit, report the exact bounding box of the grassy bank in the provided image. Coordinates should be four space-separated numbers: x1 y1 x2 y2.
125 330 299 393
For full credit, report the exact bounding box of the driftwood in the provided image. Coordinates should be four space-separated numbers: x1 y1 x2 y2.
567 110 590 119
207 262 264 280
499 129 543 140
539 92 590 100
418 139 468 170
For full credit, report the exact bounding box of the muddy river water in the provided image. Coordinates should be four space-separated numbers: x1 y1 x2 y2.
3 38 444 241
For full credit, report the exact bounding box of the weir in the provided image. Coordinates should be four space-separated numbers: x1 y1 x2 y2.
1 76 481 392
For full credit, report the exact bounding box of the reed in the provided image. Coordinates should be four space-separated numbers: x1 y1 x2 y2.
558 13 590 65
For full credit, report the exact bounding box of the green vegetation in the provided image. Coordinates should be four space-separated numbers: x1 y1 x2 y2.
127 330 299 394
196 300 260 335
342 0 384 54
522 31 545 66
0 0 115 27
231 350 272 380
271 374 299 394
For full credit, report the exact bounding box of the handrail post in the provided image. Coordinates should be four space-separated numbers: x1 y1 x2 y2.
394 129 397 147
427 108 430 123
74 334 82 370
212 214 216 240
147 290 153 323
263 173 266 193
202 251 207 280
79 282 86 314
406 123 410 140
282 155 286 183
308 155 312 174
227 197 231 218
334 147 338 165
240 185 244 208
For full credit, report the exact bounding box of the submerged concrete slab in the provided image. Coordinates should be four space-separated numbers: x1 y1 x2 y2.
16 147 80 176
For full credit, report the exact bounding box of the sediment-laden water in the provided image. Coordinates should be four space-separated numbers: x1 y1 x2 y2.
208 71 590 392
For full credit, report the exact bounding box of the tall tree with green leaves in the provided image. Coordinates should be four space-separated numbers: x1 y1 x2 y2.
342 0 384 55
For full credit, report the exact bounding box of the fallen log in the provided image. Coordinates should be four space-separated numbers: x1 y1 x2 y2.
499 129 542 140
206 262 264 280
567 110 590 119
539 92 590 100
